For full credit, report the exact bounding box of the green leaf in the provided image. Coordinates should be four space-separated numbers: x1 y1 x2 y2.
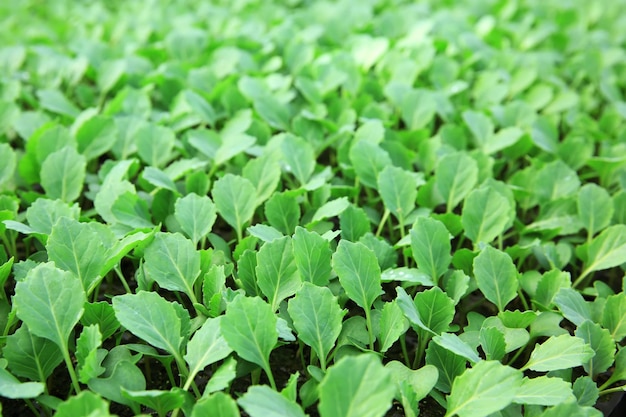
25 198 80 236
203 357 237 396
425 341 467 393
47 217 108 295
577 184 613 237
480 326 506 361
535 160 580 204
473 246 518 312
332 240 382 310
122 388 186 417
522 334 594 372
0 143 16 189
554 288 592 326
601 293 626 341
212 174 257 240
414 287 455 335
265 192 300 235
312 197 350 223
462 110 493 149
55 391 111 417
386 362 438 407
410 217 452 282
378 301 408 353
242 153 282 206
0 367 45 399
445 361 522 417
349 141 392 189
377 165 418 221
88 355 146 407
293 227 332 286
575 321 615 376
433 333 481 364
37 89 80 118
142 166 178 193
573 376 599 407
13 263 85 350
175 193 217 245
435 152 478 212
396 286 435 335
135 123 175 168
193 392 240 417
81 301 120 340
318 354 395 417
248 224 283 242
281 134 315 185
239 385 307 417
462 187 511 245
513 376 574 406
221 296 277 378
111 191 154 228
256 236 301 311
339 205 371 242
2 325 62 382
76 325 105 384
75 115 117 161
582 224 626 278
144 232 201 302
40 146 86 202
112 291 186 356
184 317 232 380
288 283 344 370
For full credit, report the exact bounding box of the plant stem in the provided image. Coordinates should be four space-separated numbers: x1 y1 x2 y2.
599 385 625 396
61 343 81 394
114 265 132 294
572 267 591 288
376 209 390 237
398 211 408 267
364 307 375 351
412 334 428 369
400 334 411 367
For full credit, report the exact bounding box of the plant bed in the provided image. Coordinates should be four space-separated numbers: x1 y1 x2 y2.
1 0 626 416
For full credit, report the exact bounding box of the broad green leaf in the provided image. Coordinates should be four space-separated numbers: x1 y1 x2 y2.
332 240 382 310
40 146 86 202
382 268 434 286
425 341 467 393
349 140 392 189
203 357 237 396
144 232 201 301
135 123 175 168
13 263 85 350
462 187 510 245
386 362 438 408
239 385 306 417
111 191 154 228
378 301 408 353
25 198 80 236
281 134 315 185
583 225 626 280
265 192 300 235
433 333 481 364
522 334 594 372
486 127 523 155
248 224 283 242
221 296 277 377
112 291 186 356
193 392 240 417
401 90 437 131
184 317 232 380
473 246 518 312
311 197 350 223
435 152 478 212
242 152 282 206
462 110 493 150
2 325 62 382
81 301 120 341
122 388 186 417
47 217 108 295
256 236 301 311
480 326 506 361
76 324 105 384
288 283 344 369
339 204 370 242
184 90 216 127
396 286 435 335
0 143 16 188
352 35 389 70
445 361 522 417
573 376 599 407
554 288 592 326
513 376 574 406
88 355 146 407
377 165 417 221
318 354 395 417
142 166 178 193
0 368 45 399
575 321 615 376
293 227 332 286
534 269 571 309
535 160 580 204
410 217 452 282
175 193 217 244
577 184 613 237
37 89 80 118
212 174 257 240
601 293 626 341
75 115 117 161
414 287 455 335
254 95 291 131
55 391 111 417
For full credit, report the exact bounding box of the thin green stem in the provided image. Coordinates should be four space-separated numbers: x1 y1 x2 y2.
399 334 411 367
364 308 375 351
61 343 81 394
599 385 625 396
114 265 132 294
398 211 409 267
376 209 390 238
412 334 428 369
517 288 529 311
573 267 592 289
